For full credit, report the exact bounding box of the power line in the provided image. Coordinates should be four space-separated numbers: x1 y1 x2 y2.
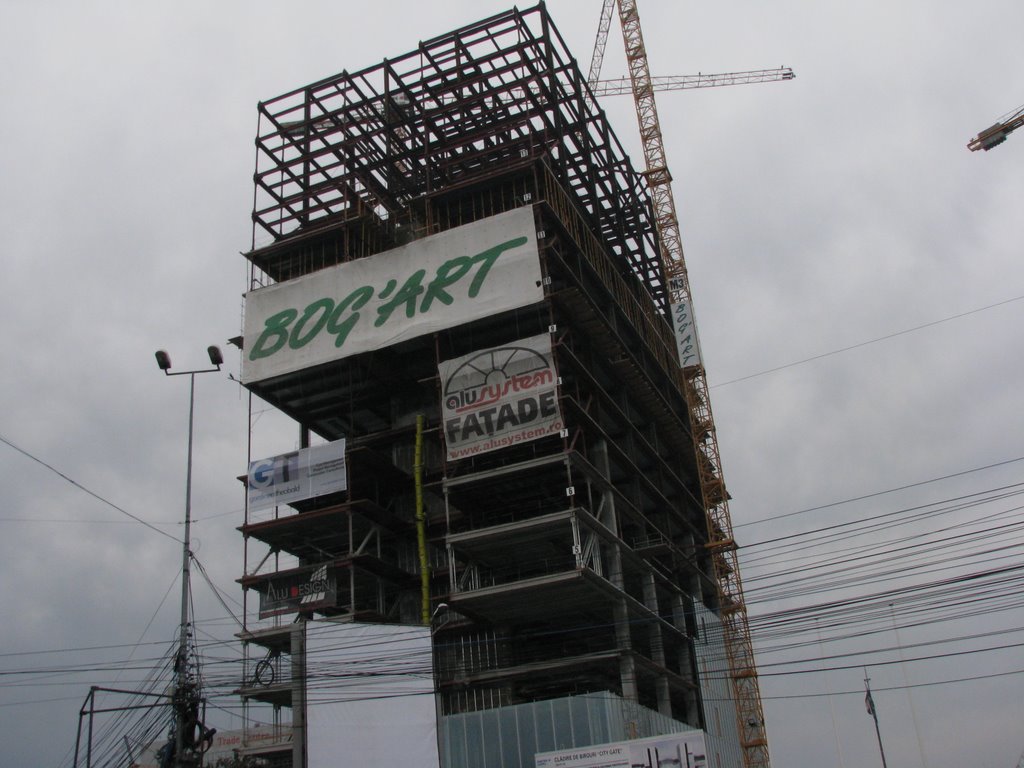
712 293 1024 388
1 438 1018 752
754 665 1024 701
0 432 180 544
735 454 1024 529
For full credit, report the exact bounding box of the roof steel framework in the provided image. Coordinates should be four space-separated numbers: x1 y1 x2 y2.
250 5 665 312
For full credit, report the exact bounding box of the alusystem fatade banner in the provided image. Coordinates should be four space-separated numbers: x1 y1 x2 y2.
440 333 563 460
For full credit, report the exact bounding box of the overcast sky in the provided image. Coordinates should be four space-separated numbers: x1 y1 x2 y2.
2 2 1022 767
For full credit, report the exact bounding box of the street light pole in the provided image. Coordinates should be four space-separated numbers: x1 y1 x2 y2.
179 370 196 691
155 346 223 768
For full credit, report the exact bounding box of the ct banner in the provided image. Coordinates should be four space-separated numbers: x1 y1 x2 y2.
242 207 543 384
247 439 347 511
440 334 563 461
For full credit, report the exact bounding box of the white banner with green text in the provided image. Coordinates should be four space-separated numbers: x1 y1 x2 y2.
242 207 542 383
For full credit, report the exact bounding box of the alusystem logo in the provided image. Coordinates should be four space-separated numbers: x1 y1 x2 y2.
443 344 558 445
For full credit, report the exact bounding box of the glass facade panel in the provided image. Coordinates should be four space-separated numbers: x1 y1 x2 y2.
447 717 466 768
441 692 699 768
533 699 555 753
482 708 503 767
499 705 522 768
464 717 485 767
551 697 573 751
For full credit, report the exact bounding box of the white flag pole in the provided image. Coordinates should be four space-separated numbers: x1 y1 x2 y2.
864 669 889 768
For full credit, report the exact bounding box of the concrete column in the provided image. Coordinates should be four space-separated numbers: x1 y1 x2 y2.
595 439 637 703
643 571 671 716
613 599 638 703
673 593 700 725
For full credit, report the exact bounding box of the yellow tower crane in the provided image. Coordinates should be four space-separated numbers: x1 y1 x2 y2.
588 2 783 767
968 104 1024 151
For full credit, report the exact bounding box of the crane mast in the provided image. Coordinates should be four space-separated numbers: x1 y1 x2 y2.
609 1 771 765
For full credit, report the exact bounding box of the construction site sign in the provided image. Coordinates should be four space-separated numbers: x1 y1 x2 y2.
535 730 708 768
247 439 347 511
440 333 563 460
242 206 543 383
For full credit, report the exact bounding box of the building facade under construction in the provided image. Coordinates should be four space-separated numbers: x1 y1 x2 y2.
234 5 752 767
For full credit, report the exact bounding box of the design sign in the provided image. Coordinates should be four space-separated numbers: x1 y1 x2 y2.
440 333 563 460
247 439 347 511
259 563 337 618
242 207 543 384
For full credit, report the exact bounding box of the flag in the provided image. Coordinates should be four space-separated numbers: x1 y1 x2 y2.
865 689 876 717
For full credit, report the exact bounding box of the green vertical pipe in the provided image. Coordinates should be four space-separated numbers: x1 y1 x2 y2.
415 414 430 625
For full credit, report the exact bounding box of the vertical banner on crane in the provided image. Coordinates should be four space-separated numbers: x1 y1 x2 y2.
671 297 701 368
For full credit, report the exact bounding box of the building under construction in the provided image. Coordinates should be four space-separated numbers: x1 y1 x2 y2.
234 5 761 767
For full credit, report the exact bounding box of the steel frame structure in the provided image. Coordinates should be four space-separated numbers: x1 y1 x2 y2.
250 5 663 310
238 5 755 766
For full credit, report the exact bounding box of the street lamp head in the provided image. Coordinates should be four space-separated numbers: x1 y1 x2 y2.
156 347 223 374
